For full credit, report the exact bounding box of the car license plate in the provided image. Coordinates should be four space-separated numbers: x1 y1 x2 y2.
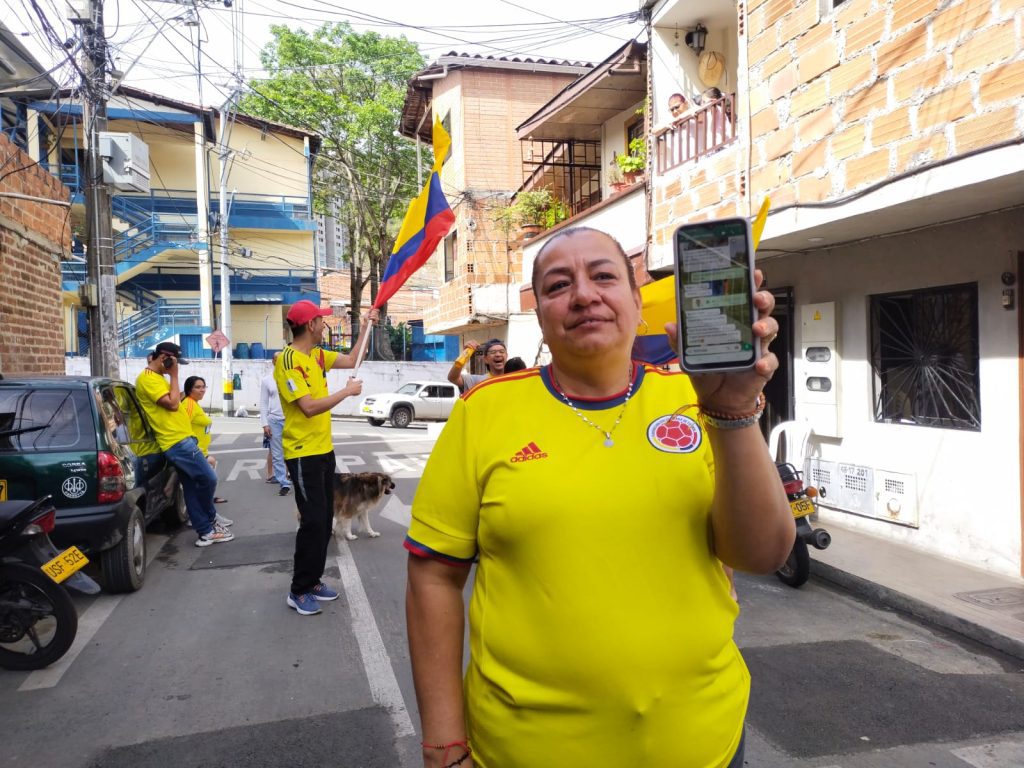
41 546 89 584
0 479 6 501
361 406 372 413
790 498 815 518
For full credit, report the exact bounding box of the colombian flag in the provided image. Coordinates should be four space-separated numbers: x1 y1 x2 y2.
632 198 772 365
374 118 456 309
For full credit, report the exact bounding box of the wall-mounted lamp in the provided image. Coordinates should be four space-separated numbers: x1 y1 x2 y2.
1001 271 1016 310
685 23 707 55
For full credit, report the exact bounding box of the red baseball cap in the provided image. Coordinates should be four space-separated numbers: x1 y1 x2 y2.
287 300 332 326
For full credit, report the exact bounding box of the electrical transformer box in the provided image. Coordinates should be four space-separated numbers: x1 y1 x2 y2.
99 132 150 193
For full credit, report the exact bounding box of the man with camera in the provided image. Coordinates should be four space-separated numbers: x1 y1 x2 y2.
135 341 233 547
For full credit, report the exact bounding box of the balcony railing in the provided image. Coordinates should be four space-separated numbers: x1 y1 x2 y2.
119 299 202 347
655 94 737 173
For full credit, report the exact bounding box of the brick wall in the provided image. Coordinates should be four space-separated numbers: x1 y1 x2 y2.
747 0 1024 202
428 66 579 330
0 134 69 375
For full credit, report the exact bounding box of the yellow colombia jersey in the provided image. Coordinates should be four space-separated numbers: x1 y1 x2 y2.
134 369 193 452
406 364 748 768
275 345 339 459
183 398 212 456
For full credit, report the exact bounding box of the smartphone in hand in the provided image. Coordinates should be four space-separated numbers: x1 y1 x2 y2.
673 217 759 373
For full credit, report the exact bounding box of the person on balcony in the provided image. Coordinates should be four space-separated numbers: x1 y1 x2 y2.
667 92 690 123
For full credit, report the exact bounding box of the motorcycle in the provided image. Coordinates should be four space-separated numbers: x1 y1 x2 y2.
775 462 831 588
0 496 101 671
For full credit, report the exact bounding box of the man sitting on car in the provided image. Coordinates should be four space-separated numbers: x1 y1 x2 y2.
134 342 233 547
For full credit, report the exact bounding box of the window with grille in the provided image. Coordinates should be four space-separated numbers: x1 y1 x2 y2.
870 283 980 430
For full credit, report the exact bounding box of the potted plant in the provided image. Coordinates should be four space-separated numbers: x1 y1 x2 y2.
607 164 630 194
496 188 555 238
615 137 648 184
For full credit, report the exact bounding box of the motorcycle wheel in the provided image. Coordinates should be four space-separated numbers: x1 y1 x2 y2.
0 563 78 671
775 537 810 588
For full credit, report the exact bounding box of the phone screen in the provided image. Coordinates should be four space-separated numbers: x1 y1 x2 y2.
674 218 758 372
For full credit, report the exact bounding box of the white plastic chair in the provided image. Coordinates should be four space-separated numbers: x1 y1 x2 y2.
767 420 814 467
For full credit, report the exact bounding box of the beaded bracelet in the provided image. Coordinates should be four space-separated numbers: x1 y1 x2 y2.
700 393 766 431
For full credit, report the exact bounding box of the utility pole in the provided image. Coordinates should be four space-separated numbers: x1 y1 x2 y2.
216 96 236 415
83 0 118 378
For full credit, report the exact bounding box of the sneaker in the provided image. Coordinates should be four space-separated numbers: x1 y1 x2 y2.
266 477 278 484
215 513 233 527
286 592 321 615
311 582 339 601
195 527 234 547
279 486 291 496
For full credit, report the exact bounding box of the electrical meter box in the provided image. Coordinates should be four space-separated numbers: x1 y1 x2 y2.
798 301 841 437
99 132 150 192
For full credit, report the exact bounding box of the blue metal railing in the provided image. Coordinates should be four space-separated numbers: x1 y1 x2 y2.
118 299 202 347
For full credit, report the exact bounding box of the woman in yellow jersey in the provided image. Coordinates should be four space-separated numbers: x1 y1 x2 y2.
182 377 231 518
405 228 795 768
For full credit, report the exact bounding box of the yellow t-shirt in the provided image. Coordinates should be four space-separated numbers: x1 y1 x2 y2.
406 364 747 768
183 398 212 456
274 345 339 459
134 369 194 452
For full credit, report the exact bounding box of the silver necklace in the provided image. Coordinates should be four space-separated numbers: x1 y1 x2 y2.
553 367 634 448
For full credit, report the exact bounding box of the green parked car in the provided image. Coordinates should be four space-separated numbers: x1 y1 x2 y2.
0 376 186 592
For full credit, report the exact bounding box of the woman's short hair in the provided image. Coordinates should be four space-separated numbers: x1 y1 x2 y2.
532 227 637 297
183 376 206 396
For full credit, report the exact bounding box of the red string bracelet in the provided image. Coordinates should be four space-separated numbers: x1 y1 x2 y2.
421 739 471 767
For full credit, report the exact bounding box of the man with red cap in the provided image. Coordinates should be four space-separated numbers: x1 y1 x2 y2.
275 300 378 616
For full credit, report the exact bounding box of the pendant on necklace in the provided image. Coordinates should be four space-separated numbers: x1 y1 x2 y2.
603 436 614 448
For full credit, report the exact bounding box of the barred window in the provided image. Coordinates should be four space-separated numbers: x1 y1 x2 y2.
870 283 980 430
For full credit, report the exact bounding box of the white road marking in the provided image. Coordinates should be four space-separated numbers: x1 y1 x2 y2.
226 459 266 481
953 741 1024 767
380 496 412 529
373 453 413 474
19 534 168 691
334 537 416 737
335 455 367 472
208 436 434 456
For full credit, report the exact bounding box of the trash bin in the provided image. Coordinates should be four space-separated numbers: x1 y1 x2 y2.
250 342 265 359
235 342 250 359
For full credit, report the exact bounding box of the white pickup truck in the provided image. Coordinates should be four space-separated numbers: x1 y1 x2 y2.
359 381 460 428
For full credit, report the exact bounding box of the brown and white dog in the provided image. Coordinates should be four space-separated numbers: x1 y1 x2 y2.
332 472 395 541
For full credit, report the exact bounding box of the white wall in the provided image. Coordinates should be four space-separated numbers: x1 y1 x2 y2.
764 209 1023 576
67 357 452 416
522 186 646 289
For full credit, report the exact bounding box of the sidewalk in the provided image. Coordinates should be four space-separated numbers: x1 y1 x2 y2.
811 518 1024 662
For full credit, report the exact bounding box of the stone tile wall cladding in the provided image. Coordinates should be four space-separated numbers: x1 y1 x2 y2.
747 0 1023 204
651 0 1024 251
0 134 70 375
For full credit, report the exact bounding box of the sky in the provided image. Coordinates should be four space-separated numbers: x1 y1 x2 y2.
9 0 646 106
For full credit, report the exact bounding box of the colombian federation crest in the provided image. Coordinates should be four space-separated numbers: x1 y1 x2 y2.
647 414 702 453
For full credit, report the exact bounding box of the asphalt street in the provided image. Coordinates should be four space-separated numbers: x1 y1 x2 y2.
1 415 1022 768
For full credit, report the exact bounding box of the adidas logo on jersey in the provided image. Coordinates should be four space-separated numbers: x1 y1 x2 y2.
511 442 548 462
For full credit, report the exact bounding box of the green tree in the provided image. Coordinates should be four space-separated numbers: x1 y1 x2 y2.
239 23 426 358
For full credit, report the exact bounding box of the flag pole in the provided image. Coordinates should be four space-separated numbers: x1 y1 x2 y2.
351 315 377 378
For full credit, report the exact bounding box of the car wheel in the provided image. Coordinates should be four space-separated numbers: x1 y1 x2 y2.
101 506 146 593
367 418 386 427
390 406 412 429
161 481 188 528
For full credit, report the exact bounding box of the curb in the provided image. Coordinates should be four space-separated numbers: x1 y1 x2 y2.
811 560 1024 664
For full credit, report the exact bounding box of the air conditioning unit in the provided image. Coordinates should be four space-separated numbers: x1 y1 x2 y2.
874 469 918 528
